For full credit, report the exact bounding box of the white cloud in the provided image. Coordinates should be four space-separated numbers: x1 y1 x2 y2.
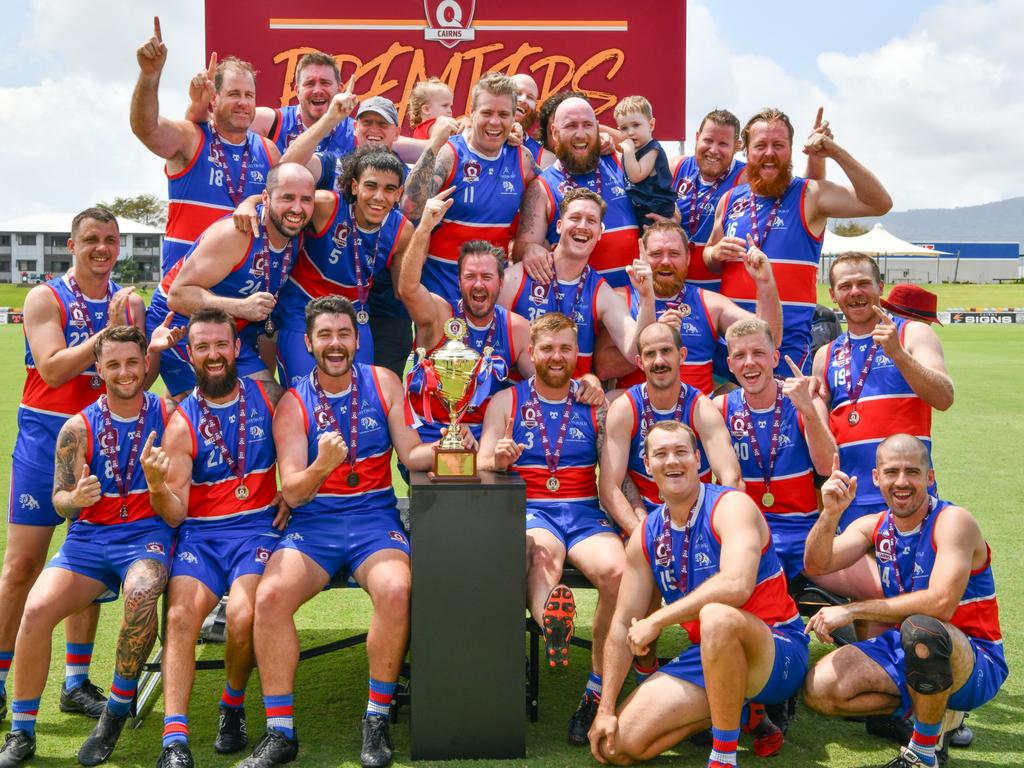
688 0 1024 210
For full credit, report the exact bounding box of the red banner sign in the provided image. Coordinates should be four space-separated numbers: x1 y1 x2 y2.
204 0 686 136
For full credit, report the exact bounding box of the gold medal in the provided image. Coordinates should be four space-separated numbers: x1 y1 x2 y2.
546 475 560 492
235 484 250 500
761 492 775 508
848 410 860 427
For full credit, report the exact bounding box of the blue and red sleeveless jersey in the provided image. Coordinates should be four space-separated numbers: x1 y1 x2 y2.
508 379 598 504
523 135 545 165
75 392 168 526
619 283 717 393
151 210 302 350
509 268 604 376
16 275 126 470
824 317 932 508
409 306 518 443
719 178 822 365
288 364 397 520
173 378 277 533
277 193 407 346
641 484 803 644
624 383 711 511
269 105 355 157
538 156 640 288
872 500 1002 645
671 156 745 292
722 388 818 520
164 123 275 274
424 135 526 306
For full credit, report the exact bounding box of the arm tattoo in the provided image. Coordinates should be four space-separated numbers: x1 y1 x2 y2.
261 378 285 407
621 473 645 510
595 404 607 454
402 146 440 220
53 420 85 519
115 559 168 679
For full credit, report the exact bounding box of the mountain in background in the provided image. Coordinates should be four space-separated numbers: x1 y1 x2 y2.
853 197 1024 246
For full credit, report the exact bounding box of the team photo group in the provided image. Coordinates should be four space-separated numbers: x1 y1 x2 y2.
0 13 1007 768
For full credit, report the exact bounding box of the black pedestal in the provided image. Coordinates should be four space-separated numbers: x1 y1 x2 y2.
409 470 526 760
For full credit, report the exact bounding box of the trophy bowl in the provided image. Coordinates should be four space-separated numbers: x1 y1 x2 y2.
428 317 481 482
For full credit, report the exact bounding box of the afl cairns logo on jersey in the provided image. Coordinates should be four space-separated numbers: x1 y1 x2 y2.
69 304 88 329
251 248 269 278
462 159 482 184
314 407 332 431
198 418 219 444
529 283 548 306
520 403 539 430
423 0 476 48
332 222 351 248
676 176 694 199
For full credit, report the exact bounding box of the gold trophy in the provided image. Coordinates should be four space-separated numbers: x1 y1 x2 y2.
424 317 484 481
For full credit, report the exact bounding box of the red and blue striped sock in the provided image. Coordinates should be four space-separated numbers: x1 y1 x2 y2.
220 682 245 709
708 726 740 767
908 719 943 766
65 642 93 690
0 651 12 697
162 714 189 747
632 660 659 685
584 672 602 701
11 698 40 737
265 693 294 738
106 673 137 717
365 678 396 718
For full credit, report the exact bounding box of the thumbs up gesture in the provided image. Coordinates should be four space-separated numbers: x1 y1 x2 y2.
72 463 102 508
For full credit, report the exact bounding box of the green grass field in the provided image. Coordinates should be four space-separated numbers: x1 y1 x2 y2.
0 301 1020 766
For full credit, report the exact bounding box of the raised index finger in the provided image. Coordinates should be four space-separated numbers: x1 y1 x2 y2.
142 430 157 457
154 16 162 42
872 304 894 323
813 106 823 129
831 453 840 474
344 74 356 94
207 51 218 79
435 186 457 201
784 354 804 378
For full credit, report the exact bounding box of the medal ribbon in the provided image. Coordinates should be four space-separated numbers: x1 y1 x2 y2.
97 395 148 518
529 378 576 480
196 383 247 485
556 159 602 198
843 336 880 413
878 497 936 595
405 354 441 424
685 171 728 238
639 382 688 438
255 210 296 301
546 263 591 321
67 274 111 337
350 206 382 310
654 484 705 593
312 368 359 477
747 194 784 248
209 127 251 207
738 382 785 498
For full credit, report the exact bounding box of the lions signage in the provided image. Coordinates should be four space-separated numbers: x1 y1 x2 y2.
204 0 686 134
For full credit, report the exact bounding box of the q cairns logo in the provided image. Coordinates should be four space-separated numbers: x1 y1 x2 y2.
424 0 476 48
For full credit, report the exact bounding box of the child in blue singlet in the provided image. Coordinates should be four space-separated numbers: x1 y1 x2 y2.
615 95 676 229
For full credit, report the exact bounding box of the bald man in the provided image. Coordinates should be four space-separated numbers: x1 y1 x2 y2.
512 74 555 169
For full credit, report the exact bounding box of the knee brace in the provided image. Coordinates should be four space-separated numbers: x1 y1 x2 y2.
900 615 954 695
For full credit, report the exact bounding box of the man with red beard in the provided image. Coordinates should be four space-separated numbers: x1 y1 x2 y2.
398 188 533 445
514 96 641 288
241 297 472 768
593 220 781 395
400 72 538 307
144 309 288 767
479 312 623 745
705 108 891 375
512 73 555 169
148 163 315 399
500 188 655 377
132 17 280 275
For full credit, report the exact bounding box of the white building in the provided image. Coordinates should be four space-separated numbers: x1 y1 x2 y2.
0 212 163 284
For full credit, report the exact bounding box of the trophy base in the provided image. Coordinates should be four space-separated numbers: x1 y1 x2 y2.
429 445 480 482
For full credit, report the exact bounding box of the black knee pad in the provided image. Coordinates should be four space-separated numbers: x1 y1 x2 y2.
900 615 954 695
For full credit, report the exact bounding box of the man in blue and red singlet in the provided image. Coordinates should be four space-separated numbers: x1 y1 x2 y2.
0 208 155 725
593 219 781 395
714 319 836 582
131 17 280 275
143 309 288 768
499 188 656 377
0 327 177 767
803 435 1007 768
240 297 471 768
602 321 741 534
148 163 315 399
704 108 891 376
479 312 627 747
514 96 640 289
400 72 537 307
512 73 555 169
813 253 954 533
589 421 809 767
398 188 533 444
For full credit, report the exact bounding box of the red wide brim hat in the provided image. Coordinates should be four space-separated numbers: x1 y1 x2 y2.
880 284 943 326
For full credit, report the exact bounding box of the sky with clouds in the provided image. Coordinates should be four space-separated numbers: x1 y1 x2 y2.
0 0 1019 221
